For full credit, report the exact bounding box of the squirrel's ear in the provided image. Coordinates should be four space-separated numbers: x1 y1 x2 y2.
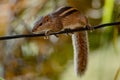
44 15 50 22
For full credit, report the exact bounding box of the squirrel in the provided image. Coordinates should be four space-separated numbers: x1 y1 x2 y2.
32 6 91 76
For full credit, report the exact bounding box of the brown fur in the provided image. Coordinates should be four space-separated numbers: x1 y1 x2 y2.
72 31 88 76
32 6 90 76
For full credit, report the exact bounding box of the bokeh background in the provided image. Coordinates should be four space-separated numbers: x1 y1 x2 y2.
0 0 120 80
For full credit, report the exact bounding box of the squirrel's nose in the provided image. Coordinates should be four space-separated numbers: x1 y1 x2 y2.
32 28 36 32
32 26 38 32
32 28 35 32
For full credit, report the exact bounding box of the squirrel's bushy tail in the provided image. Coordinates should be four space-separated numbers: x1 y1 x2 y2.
72 31 89 76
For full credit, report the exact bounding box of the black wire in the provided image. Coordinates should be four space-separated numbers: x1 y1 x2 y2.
0 22 120 40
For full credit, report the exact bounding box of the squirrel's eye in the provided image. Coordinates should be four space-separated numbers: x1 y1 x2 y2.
39 23 42 26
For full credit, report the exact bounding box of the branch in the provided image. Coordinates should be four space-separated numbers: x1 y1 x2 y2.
0 22 120 40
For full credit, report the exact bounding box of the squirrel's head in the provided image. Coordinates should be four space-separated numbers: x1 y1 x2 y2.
32 15 55 33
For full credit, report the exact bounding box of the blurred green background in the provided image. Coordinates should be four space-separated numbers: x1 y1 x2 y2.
0 0 120 80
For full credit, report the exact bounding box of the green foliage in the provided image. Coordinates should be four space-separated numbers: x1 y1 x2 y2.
102 0 114 23
0 77 4 80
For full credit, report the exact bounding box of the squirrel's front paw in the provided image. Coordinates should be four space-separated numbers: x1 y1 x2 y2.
44 30 59 38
